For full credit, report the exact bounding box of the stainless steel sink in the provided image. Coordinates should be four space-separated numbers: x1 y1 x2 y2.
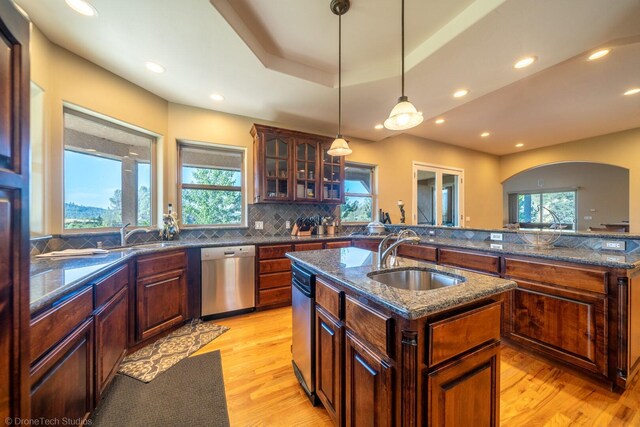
368 269 463 291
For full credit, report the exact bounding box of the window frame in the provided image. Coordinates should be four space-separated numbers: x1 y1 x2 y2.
61 106 158 232
177 140 248 228
341 162 377 224
508 188 578 229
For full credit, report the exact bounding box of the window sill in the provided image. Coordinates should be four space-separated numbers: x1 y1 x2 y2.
181 224 249 230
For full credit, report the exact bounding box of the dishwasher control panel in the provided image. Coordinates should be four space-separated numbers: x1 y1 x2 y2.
201 245 256 260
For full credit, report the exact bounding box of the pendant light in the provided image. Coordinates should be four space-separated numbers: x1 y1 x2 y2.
327 0 352 156
384 0 423 130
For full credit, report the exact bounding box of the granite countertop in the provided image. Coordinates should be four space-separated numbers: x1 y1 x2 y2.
29 232 640 315
287 247 516 320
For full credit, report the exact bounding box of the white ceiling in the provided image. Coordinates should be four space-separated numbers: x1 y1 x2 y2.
15 0 640 155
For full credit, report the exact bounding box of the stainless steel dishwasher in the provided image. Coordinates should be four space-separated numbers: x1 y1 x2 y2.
201 246 255 319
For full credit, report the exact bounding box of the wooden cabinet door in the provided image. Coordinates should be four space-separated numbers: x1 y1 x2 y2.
427 343 500 427
507 280 608 375
352 239 379 252
259 131 293 202
325 241 352 249
136 269 187 341
320 141 345 204
95 287 128 399
294 138 320 202
316 306 343 426
345 331 393 427
0 2 30 419
30 318 94 423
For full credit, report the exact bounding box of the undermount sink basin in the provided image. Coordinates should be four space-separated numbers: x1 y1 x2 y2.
368 268 463 291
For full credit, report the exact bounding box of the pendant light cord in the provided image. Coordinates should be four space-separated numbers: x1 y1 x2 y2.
338 12 342 135
401 0 405 97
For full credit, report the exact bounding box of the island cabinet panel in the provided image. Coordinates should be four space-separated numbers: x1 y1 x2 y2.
508 280 608 375
427 343 500 427
397 244 437 263
504 258 607 294
352 239 379 252
317 279 343 320
428 301 502 367
316 306 343 426
325 240 352 249
30 318 94 423
345 331 393 427
439 249 500 275
94 286 128 399
345 296 394 358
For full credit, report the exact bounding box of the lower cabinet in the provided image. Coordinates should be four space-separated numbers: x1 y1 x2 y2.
30 318 94 423
94 286 128 398
344 331 393 427
136 269 187 341
316 306 343 425
427 343 500 427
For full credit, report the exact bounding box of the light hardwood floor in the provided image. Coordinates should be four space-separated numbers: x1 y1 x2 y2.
195 307 640 426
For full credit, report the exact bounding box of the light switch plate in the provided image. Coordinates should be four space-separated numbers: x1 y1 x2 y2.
490 233 503 241
285 220 291 229
428 230 435 236
603 240 625 251
490 243 503 250
606 255 625 263
255 221 264 230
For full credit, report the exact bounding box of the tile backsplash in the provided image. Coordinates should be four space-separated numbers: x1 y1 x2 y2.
30 203 340 255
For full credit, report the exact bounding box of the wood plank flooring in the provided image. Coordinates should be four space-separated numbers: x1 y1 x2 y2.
195 307 640 426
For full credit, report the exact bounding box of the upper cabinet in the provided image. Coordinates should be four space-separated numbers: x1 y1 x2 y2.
251 124 344 204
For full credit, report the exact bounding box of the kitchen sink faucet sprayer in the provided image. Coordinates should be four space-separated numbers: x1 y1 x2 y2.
377 231 421 268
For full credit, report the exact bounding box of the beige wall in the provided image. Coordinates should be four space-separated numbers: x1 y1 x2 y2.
346 135 503 228
502 162 629 230
500 128 640 232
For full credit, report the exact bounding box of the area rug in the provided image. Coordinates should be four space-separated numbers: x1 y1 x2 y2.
118 319 229 382
92 351 230 427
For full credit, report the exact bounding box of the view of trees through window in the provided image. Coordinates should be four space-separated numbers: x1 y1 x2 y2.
341 164 374 222
517 191 576 227
179 144 244 226
63 109 154 229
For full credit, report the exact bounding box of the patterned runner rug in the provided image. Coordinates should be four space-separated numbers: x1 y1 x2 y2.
118 319 229 382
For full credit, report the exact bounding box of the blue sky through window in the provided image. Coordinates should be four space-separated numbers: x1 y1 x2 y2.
64 150 121 208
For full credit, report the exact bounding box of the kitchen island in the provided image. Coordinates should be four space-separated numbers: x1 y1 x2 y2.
287 247 516 427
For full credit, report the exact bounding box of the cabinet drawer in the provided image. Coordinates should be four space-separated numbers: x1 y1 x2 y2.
259 286 292 306
137 250 186 278
94 264 129 308
345 296 393 357
259 258 291 274
325 241 351 249
259 244 293 260
428 301 502 366
295 242 324 251
397 244 437 262
352 239 379 252
440 249 500 274
317 278 343 320
504 258 607 294
259 272 292 290
30 286 94 363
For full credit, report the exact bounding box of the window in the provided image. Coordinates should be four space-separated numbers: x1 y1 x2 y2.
178 142 245 226
341 164 375 223
508 190 576 229
63 109 155 230
413 163 463 226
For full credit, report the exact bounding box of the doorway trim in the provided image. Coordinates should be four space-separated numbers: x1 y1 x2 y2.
412 161 465 227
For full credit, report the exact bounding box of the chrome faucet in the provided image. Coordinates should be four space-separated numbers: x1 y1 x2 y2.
120 223 151 246
377 233 421 268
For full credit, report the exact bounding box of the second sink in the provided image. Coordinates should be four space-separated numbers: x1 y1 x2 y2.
368 268 463 291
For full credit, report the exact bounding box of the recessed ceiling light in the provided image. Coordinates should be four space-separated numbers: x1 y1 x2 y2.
588 49 610 61
480 132 490 138
435 118 445 124
515 143 524 148
514 56 537 69
374 124 384 130
129 152 139 156
145 61 165 73
453 89 469 98
623 88 640 96
86 148 96 152
65 0 98 16
210 93 224 102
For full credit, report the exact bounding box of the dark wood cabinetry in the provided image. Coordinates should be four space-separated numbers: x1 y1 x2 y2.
94 287 128 398
30 318 94 423
251 124 344 204
427 343 500 427
316 306 344 425
135 250 187 342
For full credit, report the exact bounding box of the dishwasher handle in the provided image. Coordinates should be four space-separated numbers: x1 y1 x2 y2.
201 245 256 260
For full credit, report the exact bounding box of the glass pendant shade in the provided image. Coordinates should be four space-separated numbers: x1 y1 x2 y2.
384 96 423 130
327 135 352 156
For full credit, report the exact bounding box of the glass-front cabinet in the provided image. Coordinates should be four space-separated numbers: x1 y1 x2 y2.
251 124 344 204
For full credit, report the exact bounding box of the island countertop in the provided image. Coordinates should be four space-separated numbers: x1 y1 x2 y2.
286 247 516 320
